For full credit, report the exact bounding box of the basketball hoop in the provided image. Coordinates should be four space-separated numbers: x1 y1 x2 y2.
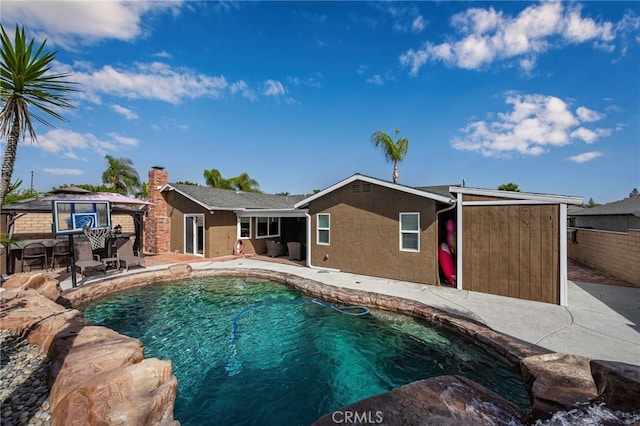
84 227 111 250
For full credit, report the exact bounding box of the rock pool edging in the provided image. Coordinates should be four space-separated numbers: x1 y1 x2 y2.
3 265 639 425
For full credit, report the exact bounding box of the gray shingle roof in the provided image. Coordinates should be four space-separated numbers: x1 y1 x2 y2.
569 196 640 217
167 183 306 210
415 185 460 199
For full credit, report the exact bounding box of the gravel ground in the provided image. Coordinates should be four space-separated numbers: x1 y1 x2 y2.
0 329 51 426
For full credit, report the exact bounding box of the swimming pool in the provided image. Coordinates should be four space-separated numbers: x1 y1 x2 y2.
79 276 530 425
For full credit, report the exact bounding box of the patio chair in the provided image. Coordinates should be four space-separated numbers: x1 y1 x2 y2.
50 240 72 271
74 240 106 277
21 242 48 272
266 240 287 258
115 239 145 271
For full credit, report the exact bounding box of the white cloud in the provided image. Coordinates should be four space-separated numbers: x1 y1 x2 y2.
576 106 604 122
1 1 182 47
230 81 257 102
43 168 83 176
570 127 599 144
452 93 609 157
153 51 173 59
107 133 139 147
263 80 286 97
563 6 614 43
570 151 603 163
400 1 629 74
111 104 139 120
412 16 426 33
366 75 384 86
32 128 127 159
62 61 229 104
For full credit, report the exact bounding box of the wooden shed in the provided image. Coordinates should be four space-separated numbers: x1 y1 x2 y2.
450 187 583 305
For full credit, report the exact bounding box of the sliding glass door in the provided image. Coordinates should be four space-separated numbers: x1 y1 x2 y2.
184 214 204 256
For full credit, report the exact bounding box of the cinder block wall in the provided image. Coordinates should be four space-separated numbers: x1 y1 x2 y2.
568 228 640 286
10 213 135 240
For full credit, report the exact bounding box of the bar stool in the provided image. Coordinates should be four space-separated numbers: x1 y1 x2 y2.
21 242 48 272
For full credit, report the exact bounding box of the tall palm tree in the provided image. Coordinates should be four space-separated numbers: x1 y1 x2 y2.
370 128 409 184
230 172 261 193
102 155 141 195
0 24 78 206
204 168 233 189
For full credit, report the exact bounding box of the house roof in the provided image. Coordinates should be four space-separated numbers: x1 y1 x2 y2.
415 185 460 199
161 183 306 212
450 186 584 205
294 173 456 208
569 196 640 217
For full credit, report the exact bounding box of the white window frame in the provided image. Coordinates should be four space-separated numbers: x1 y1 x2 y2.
317 213 330 245
399 212 420 252
256 217 280 239
238 217 252 239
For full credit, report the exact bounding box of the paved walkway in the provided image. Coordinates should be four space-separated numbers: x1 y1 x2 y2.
59 257 640 366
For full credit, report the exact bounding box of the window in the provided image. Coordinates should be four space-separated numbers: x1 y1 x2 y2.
256 217 280 238
317 213 330 245
400 213 419 251
239 217 251 239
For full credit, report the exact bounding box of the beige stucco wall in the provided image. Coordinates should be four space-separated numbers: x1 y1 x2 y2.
568 228 640 286
307 181 441 285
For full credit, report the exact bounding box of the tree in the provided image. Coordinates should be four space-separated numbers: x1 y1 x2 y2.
630 188 639 198
204 168 233 190
2 179 40 205
229 172 261 193
102 155 141 195
497 183 520 192
585 198 599 208
370 128 409 184
0 24 78 206
175 180 199 186
136 182 148 200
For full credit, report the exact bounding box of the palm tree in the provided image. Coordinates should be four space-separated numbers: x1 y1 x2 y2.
204 168 233 189
0 24 78 206
102 155 141 195
497 183 520 192
136 182 149 200
229 172 261 193
370 128 409 184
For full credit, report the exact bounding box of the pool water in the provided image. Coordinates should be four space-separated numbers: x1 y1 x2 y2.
80 277 531 425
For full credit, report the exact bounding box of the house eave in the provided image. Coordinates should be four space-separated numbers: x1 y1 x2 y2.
235 208 308 218
450 186 583 205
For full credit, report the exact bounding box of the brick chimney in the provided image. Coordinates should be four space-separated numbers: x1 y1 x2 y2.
144 166 171 254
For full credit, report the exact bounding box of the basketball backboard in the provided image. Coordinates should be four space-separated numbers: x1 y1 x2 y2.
52 200 112 235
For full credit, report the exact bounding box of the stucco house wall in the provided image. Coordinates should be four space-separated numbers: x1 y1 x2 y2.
307 180 442 285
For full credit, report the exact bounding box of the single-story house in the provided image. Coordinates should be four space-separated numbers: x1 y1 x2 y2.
144 167 307 258
145 167 583 305
569 196 640 232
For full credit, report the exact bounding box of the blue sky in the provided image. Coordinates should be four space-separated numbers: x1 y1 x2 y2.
2 1 639 203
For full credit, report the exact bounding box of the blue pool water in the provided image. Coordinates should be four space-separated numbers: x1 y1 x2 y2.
79 277 531 425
